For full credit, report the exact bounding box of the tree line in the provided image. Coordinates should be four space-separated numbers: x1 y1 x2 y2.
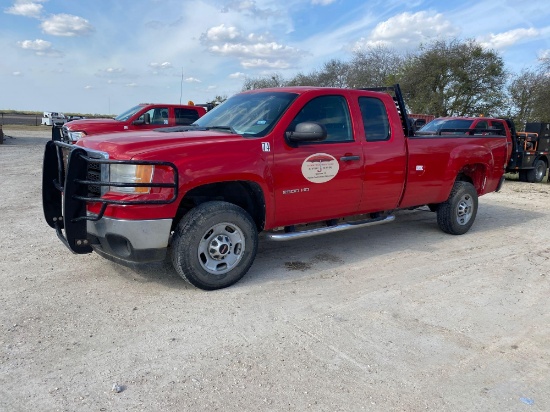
238 39 550 128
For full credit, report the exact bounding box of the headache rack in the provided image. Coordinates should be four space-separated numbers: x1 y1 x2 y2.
42 140 178 254
359 84 413 137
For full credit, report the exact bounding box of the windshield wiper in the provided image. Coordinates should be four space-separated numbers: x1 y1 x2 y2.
155 125 203 133
205 126 237 134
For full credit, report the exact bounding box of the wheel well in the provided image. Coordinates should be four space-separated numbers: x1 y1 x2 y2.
176 181 266 231
456 165 483 193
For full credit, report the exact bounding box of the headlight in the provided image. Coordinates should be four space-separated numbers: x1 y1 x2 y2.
68 131 86 142
109 164 154 194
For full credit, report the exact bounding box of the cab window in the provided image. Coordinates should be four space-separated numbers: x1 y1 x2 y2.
490 120 506 135
473 120 488 134
359 97 390 142
138 107 169 125
288 95 353 143
175 108 200 125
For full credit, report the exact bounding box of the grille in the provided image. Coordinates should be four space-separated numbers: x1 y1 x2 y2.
87 161 102 197
58 144 108 198
61 126 69 141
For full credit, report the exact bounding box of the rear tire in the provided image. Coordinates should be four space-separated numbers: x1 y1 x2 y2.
171 201 258 290
532 159 547 183
519 171 528 182
436 181 478 235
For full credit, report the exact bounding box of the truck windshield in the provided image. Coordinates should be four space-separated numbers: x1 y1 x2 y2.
418 118 474 133
193 91 298 137
115 105 144 121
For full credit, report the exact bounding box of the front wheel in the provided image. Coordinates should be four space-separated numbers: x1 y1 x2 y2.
171 201 258 290
436 181 478 235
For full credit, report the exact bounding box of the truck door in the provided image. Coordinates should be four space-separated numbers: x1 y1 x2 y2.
129 107 172 130
358 96 407 212
272 94 363 227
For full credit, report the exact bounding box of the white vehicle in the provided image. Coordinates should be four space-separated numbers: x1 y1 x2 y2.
41 112 66 126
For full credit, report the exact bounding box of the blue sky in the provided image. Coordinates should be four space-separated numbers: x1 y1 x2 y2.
1 0 549 115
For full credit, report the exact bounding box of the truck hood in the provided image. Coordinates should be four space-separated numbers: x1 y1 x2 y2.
77 129 243 159
64 118 119 132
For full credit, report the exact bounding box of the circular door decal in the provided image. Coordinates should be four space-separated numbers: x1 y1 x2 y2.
301 153 339 183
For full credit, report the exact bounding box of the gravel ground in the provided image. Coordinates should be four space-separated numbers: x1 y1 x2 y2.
1 127 549 411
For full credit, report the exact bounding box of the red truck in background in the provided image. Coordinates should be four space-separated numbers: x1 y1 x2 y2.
54 103 207 143
43 85 512 290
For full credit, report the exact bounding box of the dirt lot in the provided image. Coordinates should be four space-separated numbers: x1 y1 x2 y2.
1 127 549 411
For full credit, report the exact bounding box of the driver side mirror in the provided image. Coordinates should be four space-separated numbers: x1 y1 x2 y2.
133 112 151 125
286 122 327 143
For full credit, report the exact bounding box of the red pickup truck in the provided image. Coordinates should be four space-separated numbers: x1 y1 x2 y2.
56 103 207 142
43 85 511 290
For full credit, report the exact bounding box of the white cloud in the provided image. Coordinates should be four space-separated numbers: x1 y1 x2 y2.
210 41 299 59
84 85 93 90
229 72 245 79
126 82 138 87
149 62 172 70
200 23 301 70
17 38 50 51
203 24 241 42
241 59 290 69
41 14 94 37
478 28 539 49
13 71 22 76
4 1 44 19
220 1 277 19
354 11 458 50
17 38 63 57
185 77 201 83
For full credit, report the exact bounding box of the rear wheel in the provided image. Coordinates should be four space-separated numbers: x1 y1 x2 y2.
531 159 547 183
436 181 478 235
171 201 258 290
519 170 528 182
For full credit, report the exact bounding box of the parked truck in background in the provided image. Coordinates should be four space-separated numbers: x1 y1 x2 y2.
53 103 207 143
43 85 512 290
506 122 550 183
42 112 66 126
408 113 435 131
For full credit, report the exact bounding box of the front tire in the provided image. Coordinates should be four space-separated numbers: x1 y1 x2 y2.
171 201 258 290
436 181 478 235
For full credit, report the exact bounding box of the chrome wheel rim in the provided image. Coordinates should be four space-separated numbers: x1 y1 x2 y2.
198 222 245 275
535 163 545 181
456 193 474 225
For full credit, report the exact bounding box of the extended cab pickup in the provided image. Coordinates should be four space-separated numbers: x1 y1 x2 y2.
43 85 511 290
57 103 206 143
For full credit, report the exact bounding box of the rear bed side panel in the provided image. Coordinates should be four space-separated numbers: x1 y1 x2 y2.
400 136 503 208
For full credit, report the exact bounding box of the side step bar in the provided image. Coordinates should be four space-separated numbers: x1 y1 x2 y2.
266 215 395 241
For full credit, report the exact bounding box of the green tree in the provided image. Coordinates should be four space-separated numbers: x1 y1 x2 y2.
398 39 506 117
506 69 542 127
347 46 404 88
241 73 286 90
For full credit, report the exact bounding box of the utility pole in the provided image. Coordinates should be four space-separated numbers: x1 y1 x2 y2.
179 68 183 104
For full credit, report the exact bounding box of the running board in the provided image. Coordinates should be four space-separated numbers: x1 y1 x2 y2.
266 215 395 241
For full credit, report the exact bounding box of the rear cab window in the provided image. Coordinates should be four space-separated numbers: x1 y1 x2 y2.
358 97 390 142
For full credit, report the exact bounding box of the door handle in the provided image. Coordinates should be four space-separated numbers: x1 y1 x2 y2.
340 155 360 161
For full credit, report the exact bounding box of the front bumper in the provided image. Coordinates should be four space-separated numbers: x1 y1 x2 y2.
42 140 178 261
88 217 173 263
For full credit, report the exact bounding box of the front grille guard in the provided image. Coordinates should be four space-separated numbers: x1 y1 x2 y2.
43 140 179 254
